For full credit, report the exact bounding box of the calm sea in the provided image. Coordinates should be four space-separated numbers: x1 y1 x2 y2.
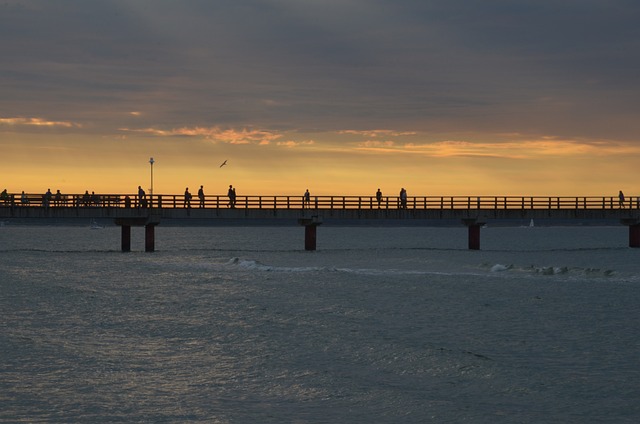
1 224 639 423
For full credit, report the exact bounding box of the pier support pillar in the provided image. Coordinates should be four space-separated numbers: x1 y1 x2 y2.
462 219 485 250
121 225 131 252
621 219 640 248
629 224 640 248
299 216 323 251
145 224 156 252
305 224 317 251
468 224 481 250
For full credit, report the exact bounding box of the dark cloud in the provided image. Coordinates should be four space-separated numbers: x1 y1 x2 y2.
1 0 639 139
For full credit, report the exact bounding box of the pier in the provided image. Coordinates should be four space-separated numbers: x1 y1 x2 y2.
1 193 639 251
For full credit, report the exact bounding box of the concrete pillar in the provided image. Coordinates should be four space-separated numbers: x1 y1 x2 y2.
299 216 322 251
468 224 481 250
121 225 131 252
145 224 155 252
630 224 640 248
305 224 317 251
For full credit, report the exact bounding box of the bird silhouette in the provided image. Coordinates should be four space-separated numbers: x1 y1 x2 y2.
219 160 227 168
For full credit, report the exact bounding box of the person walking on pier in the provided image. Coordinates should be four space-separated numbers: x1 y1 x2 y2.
43 189 52 209
138 186 146 208
619 190 625 208
303 189 311 208
198 185 205 208
54 189 62 206
228 185 236 208
184 187 192 208
399 188 407 209
376 188 382 207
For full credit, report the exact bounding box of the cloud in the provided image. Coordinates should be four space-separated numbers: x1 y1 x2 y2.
339 130 417 138
356 136 640 159
119 126 283 145
275 140 315 148
0 116 81 128
2 1 640 142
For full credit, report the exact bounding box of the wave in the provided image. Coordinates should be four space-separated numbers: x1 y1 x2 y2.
225 257 326 273
223 256 624 281
225 257 477 278
488 263 616 277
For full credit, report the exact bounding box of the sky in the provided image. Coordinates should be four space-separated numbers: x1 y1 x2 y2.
2 0 640 197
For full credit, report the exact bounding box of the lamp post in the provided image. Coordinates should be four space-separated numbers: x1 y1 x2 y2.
149 157 154 207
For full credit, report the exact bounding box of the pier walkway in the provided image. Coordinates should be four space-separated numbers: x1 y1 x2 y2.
2 193 639 251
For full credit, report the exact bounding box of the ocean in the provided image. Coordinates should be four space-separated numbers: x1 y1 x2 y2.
1 224 639 423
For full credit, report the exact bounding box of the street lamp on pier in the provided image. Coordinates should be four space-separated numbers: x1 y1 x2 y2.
149 157 154 206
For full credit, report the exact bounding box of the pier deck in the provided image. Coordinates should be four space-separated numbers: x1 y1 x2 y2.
2 193 639 250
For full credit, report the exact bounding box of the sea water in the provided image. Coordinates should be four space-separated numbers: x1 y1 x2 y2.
1 225 639 423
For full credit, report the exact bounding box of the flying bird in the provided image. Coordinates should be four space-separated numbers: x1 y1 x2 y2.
219 160 227 168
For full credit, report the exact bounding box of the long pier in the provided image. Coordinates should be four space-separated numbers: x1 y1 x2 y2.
1 193 639 251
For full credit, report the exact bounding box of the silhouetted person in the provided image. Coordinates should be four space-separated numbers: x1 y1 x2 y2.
376 188 382 207
198 185 205 208
399 188 407 209
619 190 625 208
54 189 62 206
138 186 146 208
44 188 52 208
228 185 236 208
82 190 90 207
184 187 192 208
0 189 8 204
303 189 310 207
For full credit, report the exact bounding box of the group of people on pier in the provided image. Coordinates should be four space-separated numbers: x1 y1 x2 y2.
0 185 408 209
0 188 103 207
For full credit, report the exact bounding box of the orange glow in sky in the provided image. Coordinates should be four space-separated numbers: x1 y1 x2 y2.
3 123 639 197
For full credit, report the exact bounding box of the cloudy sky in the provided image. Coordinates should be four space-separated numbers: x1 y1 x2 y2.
2 0 639 196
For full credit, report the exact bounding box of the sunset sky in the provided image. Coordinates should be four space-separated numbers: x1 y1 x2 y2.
2 0 640 197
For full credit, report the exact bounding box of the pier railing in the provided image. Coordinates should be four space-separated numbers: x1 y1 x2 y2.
2 193 638 210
